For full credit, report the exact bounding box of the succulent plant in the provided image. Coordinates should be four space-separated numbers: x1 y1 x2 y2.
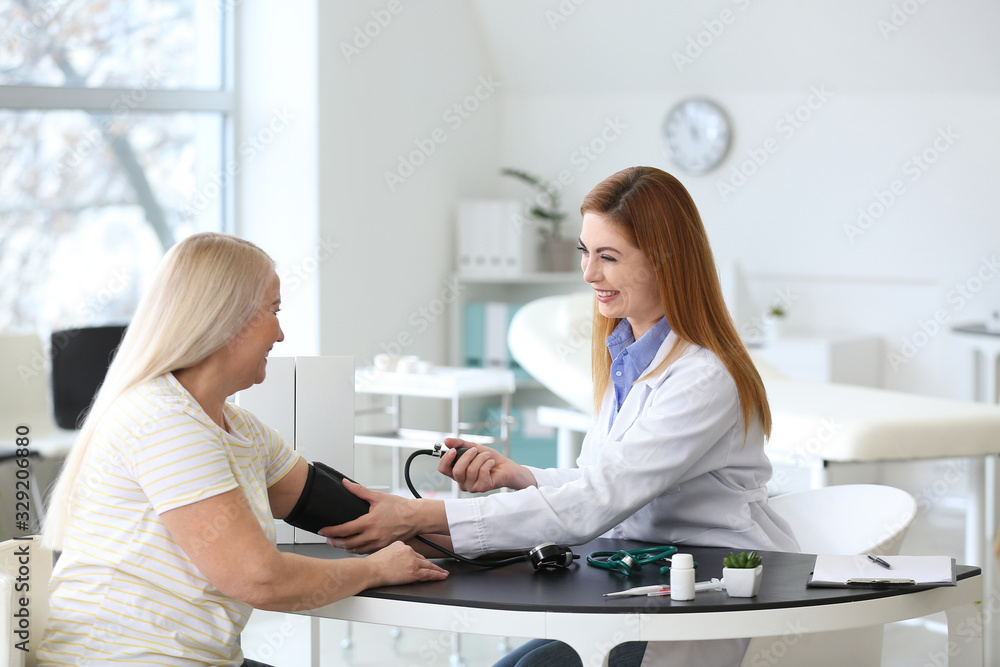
723 551 762 569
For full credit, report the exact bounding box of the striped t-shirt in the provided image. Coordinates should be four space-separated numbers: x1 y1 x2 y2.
38 372 299 666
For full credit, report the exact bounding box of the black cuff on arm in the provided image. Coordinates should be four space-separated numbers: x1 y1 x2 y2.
282 462 371 534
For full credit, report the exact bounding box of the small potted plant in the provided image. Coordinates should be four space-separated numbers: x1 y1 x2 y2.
722 551 763 598
764 304 786 342
500 167 574 272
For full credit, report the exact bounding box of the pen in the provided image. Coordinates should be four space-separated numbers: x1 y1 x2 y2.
867 553 892 570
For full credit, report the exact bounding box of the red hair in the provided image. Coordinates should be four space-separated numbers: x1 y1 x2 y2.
581 167 770 439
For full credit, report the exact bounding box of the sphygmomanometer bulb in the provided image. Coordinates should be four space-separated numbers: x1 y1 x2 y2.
431 442 472 468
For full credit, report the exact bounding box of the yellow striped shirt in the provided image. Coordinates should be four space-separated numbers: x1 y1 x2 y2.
38 373 299 666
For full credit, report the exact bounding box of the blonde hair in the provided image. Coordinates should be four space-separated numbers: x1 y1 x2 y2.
43 233 276 550
582 167 770 440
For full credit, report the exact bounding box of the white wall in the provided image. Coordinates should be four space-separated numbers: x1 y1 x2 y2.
237 1 320 357
497 90 1000 398
316 1 502 372
478 1 1000 400
241 1 1000 402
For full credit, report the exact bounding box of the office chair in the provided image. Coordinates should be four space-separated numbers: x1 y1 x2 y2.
738 484 918 666
49 324 127 429
768 483 917 556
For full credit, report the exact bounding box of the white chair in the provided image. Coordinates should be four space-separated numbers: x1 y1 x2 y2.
0 536 52 667
768 483 917 556
739 485 918 667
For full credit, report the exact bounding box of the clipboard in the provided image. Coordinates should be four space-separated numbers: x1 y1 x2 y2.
807 554 957 588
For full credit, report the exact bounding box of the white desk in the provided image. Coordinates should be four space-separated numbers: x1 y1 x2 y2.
282 539 984 667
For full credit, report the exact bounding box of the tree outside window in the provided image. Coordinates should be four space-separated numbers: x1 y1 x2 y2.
0 0 232 337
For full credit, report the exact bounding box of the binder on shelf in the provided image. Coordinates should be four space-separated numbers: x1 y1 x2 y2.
807 554 957 588
463 302 485 368
456 199 536 277
501 203 537 275
464 301 530 379
483 301 510 370
456 200 486 275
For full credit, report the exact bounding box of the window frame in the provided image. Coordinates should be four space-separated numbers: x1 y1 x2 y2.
0 3 239 232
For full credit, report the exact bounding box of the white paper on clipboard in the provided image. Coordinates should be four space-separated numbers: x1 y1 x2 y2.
810 554 956 587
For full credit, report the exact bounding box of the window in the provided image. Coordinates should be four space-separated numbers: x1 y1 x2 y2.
0 0 234 335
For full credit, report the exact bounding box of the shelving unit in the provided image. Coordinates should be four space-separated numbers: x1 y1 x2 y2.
354 366 516 495
447 272 586 368
447 272 590 469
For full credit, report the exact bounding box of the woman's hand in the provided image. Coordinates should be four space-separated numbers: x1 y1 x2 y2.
437 438 537 493
365 541 449 587
319 481 447 554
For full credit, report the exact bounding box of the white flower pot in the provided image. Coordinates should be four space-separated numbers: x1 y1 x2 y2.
539 238 578 272
723 565 763 598
763 318 784 342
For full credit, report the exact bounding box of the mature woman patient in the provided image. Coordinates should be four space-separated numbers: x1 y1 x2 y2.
38 232 447 667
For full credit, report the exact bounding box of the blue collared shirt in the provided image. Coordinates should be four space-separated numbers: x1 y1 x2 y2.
606 317 671 426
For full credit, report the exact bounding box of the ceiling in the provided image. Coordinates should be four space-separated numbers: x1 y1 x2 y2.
468 1 1000 94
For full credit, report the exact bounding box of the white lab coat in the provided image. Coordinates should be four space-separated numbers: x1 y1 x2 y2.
444 332 798 666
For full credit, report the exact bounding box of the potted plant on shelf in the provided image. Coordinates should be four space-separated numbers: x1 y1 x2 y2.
764 304 786 342
722 551 763 598
500 167 575 272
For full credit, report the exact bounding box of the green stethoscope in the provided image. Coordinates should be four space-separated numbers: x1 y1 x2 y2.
587 545 696 576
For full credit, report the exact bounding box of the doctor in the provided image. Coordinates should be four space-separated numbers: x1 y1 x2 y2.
325 166 798 666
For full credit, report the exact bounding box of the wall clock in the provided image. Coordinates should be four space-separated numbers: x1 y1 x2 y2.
661 98 731 175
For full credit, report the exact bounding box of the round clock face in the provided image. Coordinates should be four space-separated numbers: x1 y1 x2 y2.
661 98 731 175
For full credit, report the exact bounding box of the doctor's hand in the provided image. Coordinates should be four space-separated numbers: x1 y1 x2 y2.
319 481 447 554
438 438 537 494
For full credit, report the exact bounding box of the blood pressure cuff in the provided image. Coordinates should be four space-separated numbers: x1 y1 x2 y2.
283 461 371 534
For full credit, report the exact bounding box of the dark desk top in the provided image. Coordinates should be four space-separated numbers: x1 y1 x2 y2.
281 538 979 615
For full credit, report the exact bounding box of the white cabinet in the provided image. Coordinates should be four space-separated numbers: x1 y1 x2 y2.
236 356 355 544
751 334 881 386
